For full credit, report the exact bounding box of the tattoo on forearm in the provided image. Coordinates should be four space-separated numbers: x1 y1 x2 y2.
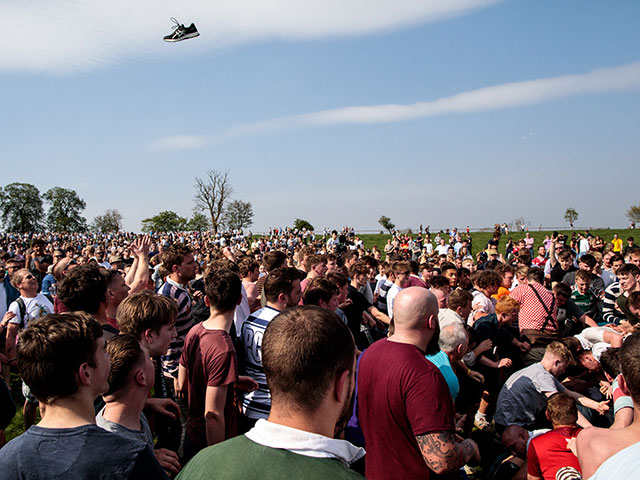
416 431 465 474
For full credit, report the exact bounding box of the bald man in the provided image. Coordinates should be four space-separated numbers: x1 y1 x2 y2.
357 287 480 480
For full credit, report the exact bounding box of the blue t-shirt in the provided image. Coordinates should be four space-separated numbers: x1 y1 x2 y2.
0 424 168 479
426 350 459 401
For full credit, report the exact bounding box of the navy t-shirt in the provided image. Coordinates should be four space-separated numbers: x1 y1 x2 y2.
0 424 169 479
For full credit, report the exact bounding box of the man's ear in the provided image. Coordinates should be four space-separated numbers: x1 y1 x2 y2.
334 369 351 403
619 374 631 397
77 363 92 387
135 367 148 387
204 295 211 307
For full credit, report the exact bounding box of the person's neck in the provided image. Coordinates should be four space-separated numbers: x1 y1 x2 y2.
105 304 118 319
38 394 97 429
102 394 146 431
268 404 336 438
21 290 38 299
388 330 428 352
168 273 185 286
202 309 234 332
265 301 284 312
93 305 108 326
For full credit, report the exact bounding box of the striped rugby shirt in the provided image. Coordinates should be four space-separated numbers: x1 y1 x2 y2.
158 278 195 379
241 306 280 419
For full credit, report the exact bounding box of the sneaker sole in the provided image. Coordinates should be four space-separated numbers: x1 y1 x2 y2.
164 32 200 42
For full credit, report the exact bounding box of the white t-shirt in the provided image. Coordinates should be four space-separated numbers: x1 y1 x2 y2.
8 294 54 328
387 284 402 319
468 290 496 326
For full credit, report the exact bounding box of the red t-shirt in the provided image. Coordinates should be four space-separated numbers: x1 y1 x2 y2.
527 426 582 480
180 324 239 449
357 338 455 480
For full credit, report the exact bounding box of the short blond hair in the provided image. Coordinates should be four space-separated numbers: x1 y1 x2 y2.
546 341 574 365
495 296 520 315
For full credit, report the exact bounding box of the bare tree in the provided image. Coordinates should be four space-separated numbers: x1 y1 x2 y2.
194 170 233 233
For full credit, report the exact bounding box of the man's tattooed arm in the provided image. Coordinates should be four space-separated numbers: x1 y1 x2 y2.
415 431 479 474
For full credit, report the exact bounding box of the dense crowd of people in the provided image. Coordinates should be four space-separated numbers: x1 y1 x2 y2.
1 225 640 479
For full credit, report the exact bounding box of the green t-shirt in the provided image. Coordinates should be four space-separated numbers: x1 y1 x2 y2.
571 290 597 314
177 435 364 480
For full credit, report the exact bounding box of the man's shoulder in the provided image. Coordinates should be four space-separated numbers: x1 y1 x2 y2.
178 435 364 479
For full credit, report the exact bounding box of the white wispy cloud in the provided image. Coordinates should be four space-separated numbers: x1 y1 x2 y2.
0 0 499 73
520 132 534 141
150 60 640 150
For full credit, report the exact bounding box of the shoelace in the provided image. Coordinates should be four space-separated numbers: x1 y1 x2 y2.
169 17 185 36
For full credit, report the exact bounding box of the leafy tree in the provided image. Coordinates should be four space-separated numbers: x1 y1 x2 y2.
564 208 579 229
194 169 233 233
187 213 211 232
293 218 314 231
378 215 395 234
224 200 254 231
0 182 44 232
627 204 640 225
42 187 87 232
141 211 187 232
92 209 123 233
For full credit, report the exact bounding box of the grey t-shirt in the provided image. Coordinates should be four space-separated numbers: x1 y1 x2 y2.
494 363 564 427
96 407 154 448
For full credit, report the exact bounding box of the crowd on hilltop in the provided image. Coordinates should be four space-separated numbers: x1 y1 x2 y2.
1 224 640 479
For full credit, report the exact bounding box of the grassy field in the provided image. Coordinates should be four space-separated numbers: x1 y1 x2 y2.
359 228 634 257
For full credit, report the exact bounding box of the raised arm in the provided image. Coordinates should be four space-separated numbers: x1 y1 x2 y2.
415 431 480 474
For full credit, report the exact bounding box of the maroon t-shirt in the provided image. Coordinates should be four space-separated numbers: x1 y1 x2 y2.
180 324 238 449
527 426 582 480
357 338 455 480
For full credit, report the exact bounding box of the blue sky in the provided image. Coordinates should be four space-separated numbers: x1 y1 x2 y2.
2 0 639 232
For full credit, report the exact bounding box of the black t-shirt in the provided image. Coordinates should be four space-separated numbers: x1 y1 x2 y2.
551 264 576 285
342 286 372 348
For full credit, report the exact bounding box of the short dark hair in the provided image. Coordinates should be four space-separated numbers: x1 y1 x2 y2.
546 392 578 426
553 282 572 298
472 270 502 289
303 278 338 306
162 244 192 272
262 306 355 412
575 269 592 283
264 267 300 303
440 262 456 274
17 312 102 403
348 260 370 278
117 291 177 337
105 334 145 396
527 267 545 284
263 251 287 273
204 269 242 313
618 263 640 277
578 254 596 269
326 271 349 288
305 254 326 272
238 257 259 277
619 333 640 403
56 264 108 314
600 347 621 378
430 275 450 290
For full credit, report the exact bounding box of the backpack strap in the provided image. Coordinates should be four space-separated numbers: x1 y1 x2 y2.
16 297 27 329
529 284 556 332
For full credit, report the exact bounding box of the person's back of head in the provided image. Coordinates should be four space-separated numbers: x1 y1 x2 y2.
618 333 640 405
204 269 242 313
546 392 578 427
527 267 545 285
262 305 355 414
56 264 108 314
438 323 468 357
104 334 151 399
393 287 438 333
263 250 287 273
302 277 338 307
448 289 473 312
116 291 177 356
17 312 103 404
